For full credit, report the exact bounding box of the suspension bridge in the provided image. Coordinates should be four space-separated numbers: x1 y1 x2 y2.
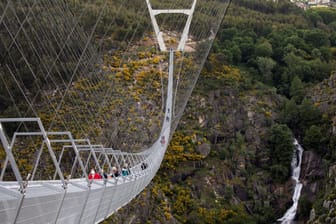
0 0 231 223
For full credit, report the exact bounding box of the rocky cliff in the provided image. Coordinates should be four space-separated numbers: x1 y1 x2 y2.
105 63 299 223
306 74 336 223
309 73 336 134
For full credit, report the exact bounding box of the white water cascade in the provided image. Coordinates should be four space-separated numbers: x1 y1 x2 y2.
278 139 304 223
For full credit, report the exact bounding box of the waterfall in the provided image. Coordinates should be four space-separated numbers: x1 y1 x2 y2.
277 139 304 224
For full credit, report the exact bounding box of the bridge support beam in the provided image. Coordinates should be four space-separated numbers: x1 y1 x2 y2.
146 0 197 52
0 122 23 186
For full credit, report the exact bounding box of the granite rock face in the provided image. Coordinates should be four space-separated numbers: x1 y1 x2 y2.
306 74 336 224
300 151 326 201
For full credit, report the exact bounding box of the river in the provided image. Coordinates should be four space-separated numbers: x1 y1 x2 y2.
277 139 304 224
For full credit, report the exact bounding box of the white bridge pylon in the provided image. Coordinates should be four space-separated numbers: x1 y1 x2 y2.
146 0 197 51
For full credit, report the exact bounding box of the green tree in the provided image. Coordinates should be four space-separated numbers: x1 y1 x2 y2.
330 32 336 46
289 76 305 104
298 196 313 220
269 28 297 59
230 44 242 64
303 125 323 153
304 29 330 48
239 41 255 62
267 124 294 182
285 35 309 52
298 99 322 131
283 52 305 82
314 8 336 25
280 99 300 130
219 27 238 42
256 57 276 84
255 41 273 57
329 21 336 31
319 46 332 62
305 10 323 27
283 52 333 83
311 48 322 59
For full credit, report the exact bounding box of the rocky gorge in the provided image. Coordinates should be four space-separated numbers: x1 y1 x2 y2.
105 1 336 223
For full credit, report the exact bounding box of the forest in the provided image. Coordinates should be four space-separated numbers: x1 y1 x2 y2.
214 0 336 181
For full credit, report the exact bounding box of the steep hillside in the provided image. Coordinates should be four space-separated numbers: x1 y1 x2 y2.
106 59 287 224
107 1 336 223
307 74 336 223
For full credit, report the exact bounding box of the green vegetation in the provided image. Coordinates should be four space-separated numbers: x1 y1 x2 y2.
215 0 335 157
212 3 336 222
267 124 294 182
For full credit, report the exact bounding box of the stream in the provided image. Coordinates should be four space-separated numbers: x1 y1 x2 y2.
277 139 304 224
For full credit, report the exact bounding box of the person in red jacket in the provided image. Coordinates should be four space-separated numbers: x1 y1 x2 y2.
88 169 102 180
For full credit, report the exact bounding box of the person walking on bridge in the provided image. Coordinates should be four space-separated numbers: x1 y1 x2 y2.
88 169 102 179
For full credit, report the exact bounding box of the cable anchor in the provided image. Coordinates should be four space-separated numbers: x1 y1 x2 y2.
19 173 31 194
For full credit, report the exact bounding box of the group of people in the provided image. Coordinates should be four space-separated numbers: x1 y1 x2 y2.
87 161 149 180
88 165 130 180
